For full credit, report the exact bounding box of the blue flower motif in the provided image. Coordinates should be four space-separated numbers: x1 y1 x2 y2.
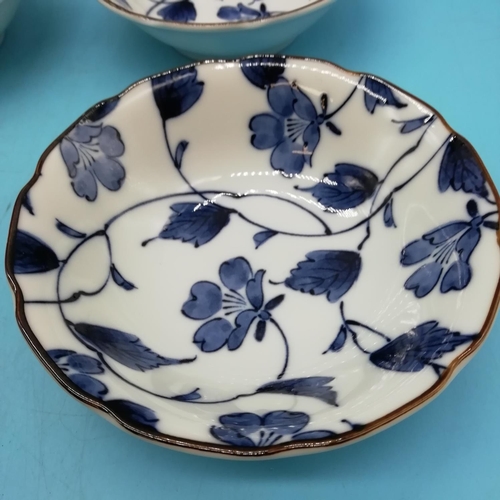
217 2 273 21
210 410 336 447
182 257 284 352
155 0 196 22
401 200 496 297
60 123 125 202
250 79 341 174
364 76 407 114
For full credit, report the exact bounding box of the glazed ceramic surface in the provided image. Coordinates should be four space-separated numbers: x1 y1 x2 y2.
98 0 334 59
0 0 21 45
7 56 500 458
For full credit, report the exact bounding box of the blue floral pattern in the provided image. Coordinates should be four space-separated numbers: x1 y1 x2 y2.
182 257 286 354
364 76 407 114
401 200 497 298
147 0 196 22
217 2 277 21
59 100 125 202
211 410 342 447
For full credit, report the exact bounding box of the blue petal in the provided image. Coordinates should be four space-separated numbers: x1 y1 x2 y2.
70 323 192 370
324 325 347 353
383 199 396 227
253 230 277 248
210 426 256 447
423 222 469 244
98 126 125 158
106 400 159 432
68 124 101 143
438 137 487 197
56 220 87 239
60 138 79 177
302 123 320 166
91 157 125 192
227 310 257 350
151 68 203 122
88 99 119 122
270 138 306 175
257 377 337 405
241 56 286 89
172 389 201 401
250 114 284 150
159 202 231 247
292 87 317 121
219 412 262 434
285 250 361 303
267 78 295 117
246 269 264 309
182 281 223 320
48 349 76 361
157 0 196 22
219 257 252 291
441 260 472 292
399 115 433 134
72 167 98 201
364 77 407 114
13 230 60 274
22 192 35 215
400 239 434 265
456 227 481 262
193 318 233 352
263 411 309 435
404 262 442 298
291 430 336 441
69 374 108 398
66 354 104 374
174 140 188 169
217 3 262 21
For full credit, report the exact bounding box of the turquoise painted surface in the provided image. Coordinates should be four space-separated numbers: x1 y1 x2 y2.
1 1 499 498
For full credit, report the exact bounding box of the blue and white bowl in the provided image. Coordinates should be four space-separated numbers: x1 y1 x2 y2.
7 56 500 459
98 0 335 59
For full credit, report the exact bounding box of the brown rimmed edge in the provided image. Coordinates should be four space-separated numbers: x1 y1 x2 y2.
98 0 334 30
5 55 500 458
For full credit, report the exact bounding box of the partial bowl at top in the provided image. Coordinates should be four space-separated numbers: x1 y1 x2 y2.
7 56 500 459
98 0 335 59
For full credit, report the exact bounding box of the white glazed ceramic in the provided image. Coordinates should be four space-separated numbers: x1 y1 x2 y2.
7 56 500 459
98 0 335 59
0 0 21 45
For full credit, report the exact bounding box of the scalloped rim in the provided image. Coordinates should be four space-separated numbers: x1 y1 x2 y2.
97 0 335 30
6 55 500 458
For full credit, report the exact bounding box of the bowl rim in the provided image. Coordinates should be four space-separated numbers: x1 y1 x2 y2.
97 0 335 30
6 54 500 458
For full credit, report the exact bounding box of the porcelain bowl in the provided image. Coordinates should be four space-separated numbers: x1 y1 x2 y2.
98 0 335 59
0 0 21 45
7 56 500 459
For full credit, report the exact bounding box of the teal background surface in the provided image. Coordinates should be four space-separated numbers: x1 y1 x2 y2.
1 1 499 498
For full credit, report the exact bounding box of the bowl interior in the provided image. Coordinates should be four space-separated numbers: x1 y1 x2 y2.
10 56 500 456
108 0 322 24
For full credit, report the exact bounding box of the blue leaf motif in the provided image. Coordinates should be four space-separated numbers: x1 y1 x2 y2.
13 230 60 274
22 192 34 215
193 318 233 352
241 56 286 89
48 349 76 361
438 137 487 197
257 377 337 406
253 230 277 248
172 389 201 402
174 140 188 169
151 68 203 122
384 199 396 227
106 400 159 432
182 281 223 320
397 115 434 134
298 164 379 210
364 76 407 114
66 354 104 374
87 99 119 122
324 325 347 353
70 323 194 371
159 203 231 247
56 219 87 239
217 3 268 21
291 430 336 441
111 264 136 291
210 426 256 447
69 374 108 398
285 250 361 303
369 321 477 373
